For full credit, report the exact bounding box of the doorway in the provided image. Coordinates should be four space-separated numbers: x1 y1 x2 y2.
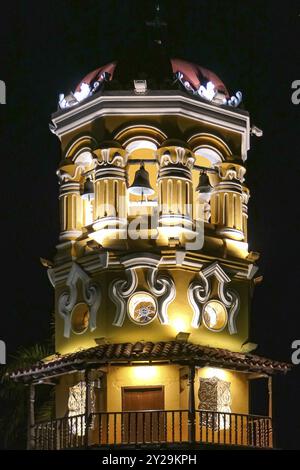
122 386 165 443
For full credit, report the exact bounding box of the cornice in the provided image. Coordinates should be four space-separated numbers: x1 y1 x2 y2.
51 91 250 161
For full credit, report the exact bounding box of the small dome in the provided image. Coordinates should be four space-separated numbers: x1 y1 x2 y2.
59 58 242 110
170 58 229 98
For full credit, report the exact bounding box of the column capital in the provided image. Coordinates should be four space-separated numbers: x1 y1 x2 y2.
215 162 246 183
56 160 83 184
157 145 195 170
95 145 128 168
242 185 250 203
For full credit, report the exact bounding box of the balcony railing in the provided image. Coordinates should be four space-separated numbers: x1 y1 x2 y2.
34 410 273 450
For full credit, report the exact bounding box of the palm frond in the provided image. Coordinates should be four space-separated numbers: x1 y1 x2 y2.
0 343 55 449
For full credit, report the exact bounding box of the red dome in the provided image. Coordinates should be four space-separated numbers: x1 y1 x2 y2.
59 57 242 111
75 61 117 92
75 58 229 98
170 58 229 98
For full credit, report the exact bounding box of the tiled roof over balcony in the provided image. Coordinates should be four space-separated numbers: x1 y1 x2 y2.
10 341 291 382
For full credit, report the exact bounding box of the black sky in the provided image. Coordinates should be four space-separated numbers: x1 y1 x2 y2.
0 0 299 449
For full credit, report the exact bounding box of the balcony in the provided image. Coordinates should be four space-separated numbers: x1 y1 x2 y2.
33 409 273 450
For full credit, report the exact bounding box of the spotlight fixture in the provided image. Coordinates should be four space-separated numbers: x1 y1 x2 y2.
134 80 147 94
175 332 190 343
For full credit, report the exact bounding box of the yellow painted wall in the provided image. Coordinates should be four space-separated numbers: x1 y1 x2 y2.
54 110 252 359
197 367 249 414
55 365 248 417
55 266 250 356
106 364 181 412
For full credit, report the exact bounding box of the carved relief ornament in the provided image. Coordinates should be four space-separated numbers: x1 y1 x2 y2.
109 266 175 327
158 146 195 169
55 263 101 338
188 261 239 334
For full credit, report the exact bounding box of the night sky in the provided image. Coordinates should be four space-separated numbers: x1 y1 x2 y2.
0 0 299 449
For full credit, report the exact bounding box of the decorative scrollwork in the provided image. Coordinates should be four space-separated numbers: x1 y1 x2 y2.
221 288 240 335
56 165 83 184
188 262 240 334
96 148 127 168
83 281 101 331
147 268 175 325
109 268 138 327
175 71 242 108
159 147 194 169
57 263 101 337
188 272 211 328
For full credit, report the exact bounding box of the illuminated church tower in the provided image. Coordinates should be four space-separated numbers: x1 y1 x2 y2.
12 13 290 450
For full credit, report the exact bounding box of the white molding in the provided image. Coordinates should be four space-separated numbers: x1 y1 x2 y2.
57 262 101 338
120 253 161 269
65 135 98 159
109 259 175 327
188 261 240 334
51 92 250 160
125 139 157 153
147 268 175 325
188 271 210 328
109 268 138 327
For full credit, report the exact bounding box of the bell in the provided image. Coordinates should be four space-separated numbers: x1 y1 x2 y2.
81 177 95 201
128 162 155 196
196 171 212 194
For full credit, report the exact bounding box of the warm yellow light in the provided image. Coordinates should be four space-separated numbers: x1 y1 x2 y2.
170 316 189 334
132 365 157 380
201 367 228 380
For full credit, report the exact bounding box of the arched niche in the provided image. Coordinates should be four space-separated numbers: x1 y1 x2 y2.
64 135 98 162
188 133 232 165
73 149 95 166
114 124 167 153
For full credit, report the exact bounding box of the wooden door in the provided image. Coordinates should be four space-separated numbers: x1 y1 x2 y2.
122 386 165 444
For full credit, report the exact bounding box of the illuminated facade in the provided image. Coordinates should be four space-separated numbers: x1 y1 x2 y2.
12 55 290 450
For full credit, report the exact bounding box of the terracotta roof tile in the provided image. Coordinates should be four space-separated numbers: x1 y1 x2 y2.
10 341 292 382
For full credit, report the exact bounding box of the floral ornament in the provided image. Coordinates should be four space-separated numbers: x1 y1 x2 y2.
175 71 242 108
59 72 111 109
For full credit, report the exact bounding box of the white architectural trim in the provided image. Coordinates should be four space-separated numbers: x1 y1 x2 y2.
188 272 210 328
57 262 101 338
147 268 176 325
51 92 250 160
109 268 138 327
188 261 240 334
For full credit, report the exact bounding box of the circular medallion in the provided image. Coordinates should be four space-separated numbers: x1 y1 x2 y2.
71 303 90 334
128 292 157 325
202 300 227 332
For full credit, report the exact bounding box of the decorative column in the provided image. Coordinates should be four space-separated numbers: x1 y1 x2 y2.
188 364 196 444
57 161 83 241
268 376 273 447
93 144 127 232
84 368 92 448
27 383 35 450
242 185 250 242
210 161 246 241
157 145 195 239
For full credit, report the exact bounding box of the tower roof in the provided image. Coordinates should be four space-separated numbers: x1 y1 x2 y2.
75 58 229 97
59 57 242 110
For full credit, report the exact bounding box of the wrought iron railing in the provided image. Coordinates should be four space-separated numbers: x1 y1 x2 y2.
33 410 272 450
